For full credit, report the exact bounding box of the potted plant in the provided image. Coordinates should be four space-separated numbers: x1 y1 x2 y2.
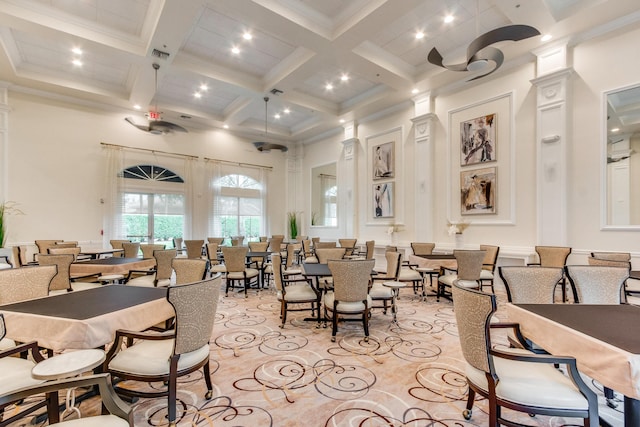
287 211 299 240
0 201 23 248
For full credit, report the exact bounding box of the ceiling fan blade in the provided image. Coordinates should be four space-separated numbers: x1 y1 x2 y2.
125 117 151 132
150 121 188 133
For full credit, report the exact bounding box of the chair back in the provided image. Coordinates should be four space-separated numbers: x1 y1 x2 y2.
268 236 284 252
11 246 22 268
172 237 183 250
315 248 346 264
154 249 177 281
385 251 402 279
0 313 5 340
479 244 500 272
411 242 435 256
168 275 221 356
172 258 208 285
591 251 630 262
48 246 81 261
231 236 245 246
205 243 220 264
499 266 563 304
122 242 140 258
363 240 375 260
140 244 165 259
565 265 628 304
35 240 63 255
535 246 571 268
248 241 269 265
301 239 313 256
311 237 320 244
259 236 268 242
221 246 248 273
329 259 375 303
109 239 130 257
53 242 78 249
0 265 57 304
271 253 284 292
587 256 631 270
384 245 397 253
453 250 486 281
451 283 495 374
38 254 74 292
338 239 357 256
285 243 302 268
184 240 204 259
314 241 337 249
207 237 224 246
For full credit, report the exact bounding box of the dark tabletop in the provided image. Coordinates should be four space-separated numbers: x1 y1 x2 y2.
630 270 640 280
415 254 456 259
0 285 167 320
516 304 640 354
301 263 331 277
74 257 150 265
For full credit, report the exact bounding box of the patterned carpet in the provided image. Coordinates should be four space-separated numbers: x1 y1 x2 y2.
7 281 622 426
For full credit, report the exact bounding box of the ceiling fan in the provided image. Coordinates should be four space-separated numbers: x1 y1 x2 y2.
125 63 188 134
252 97 288 152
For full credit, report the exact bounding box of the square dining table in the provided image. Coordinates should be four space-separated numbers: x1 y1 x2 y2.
70 257 155 277
0 285 174 352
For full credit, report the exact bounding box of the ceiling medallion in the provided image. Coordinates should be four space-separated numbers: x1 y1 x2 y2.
428 25 540 81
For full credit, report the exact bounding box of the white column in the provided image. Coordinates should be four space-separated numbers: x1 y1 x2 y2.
0 83 8 203
339 121 358 237
531 41 573 245
285 144 303 237
410 91 437 242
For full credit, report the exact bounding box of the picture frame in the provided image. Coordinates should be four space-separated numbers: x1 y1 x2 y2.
460 113 496 166
373 182 394 218
372 141 394 180
460 167 496 215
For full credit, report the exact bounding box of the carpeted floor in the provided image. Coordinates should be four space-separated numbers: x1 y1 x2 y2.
6 280 623 426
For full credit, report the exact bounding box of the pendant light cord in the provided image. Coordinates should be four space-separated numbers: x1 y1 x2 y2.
264 96 269 136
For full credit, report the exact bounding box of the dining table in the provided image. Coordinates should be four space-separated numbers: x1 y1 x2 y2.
78 248 124 259
0 285 174 352
70 257 155 277
506 303 640 427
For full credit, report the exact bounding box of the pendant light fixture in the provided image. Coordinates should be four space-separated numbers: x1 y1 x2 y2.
253 96 288 152
427 1 540 81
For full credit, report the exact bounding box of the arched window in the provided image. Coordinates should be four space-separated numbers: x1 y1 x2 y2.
122 165 185 245
214 174 263 241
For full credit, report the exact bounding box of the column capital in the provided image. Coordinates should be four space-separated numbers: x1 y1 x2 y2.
341 137 358 160
410 113 437 144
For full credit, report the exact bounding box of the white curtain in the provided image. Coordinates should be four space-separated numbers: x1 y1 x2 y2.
256 167 268 237
206 160 223 237
102 145 125 246
183 157 195 239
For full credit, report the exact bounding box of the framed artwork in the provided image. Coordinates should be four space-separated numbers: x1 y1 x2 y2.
373 182 394 218
460 167 496 215
372 141 394 179
460 113 496 166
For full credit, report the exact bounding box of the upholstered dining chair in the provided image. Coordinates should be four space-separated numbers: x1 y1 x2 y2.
436 249 485 301
184 240 204 259
301 239 317 263
110 239 130 257
451 283 598 427
121 242 140 258
106 276 221 427
314 241 337 249
48 246 82 261
478 244 500 293
565 265 629 305
324 259 375 342
268 236 284 253
352 240 375 260
172 237 183 251
231 236 245 246
338 238 357 256
315 247 346 264
369 251 402 314
207 237 225 246
590 251 631 262
126 249 177 287
140 243 165 259
410 242 435 256
282 242 303 276
221 246 259 297
528 245 572 302
38 254 101 294
0 265 56 304
205 243 226 277
271 254 320 328
171 258 208 285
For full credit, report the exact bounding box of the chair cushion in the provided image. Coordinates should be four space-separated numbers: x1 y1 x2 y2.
71 282 102 292
304 256 318 263
227 268 259 280
0 357 43 395
465 349 588 411
480 270 494 279
126 275 156 287
210 264 226 273
399 268 421 281
438 275 458 286
283 284 317 302
456 279 479 288
0 263 11 270
55 415 130 426
0 337 16 350
283 267 302 275
368 283 393 299
323 292 372 313
108 339 209 377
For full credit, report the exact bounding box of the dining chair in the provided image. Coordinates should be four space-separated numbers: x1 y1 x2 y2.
140 243 165 259
121 242 140 258
39 253 102 293
109 239 130 257
222 246 259 297
369 251 402 314
338 238 357 256
205 243 226 277
282 242 303 276
301 238 317 263
565 265 629 304
271 254 320 328
184 239 204 259
352 240 375 260
248 241 269 285
207 237 224 246
315 241 337 249
172 237 183 251
590 251 631 262
528 245 572 302
106 276 221 427
172 258 208 285
33 240 63 262
451 283 598 427
231 235 244 246
436 249 485 301
48 246 82 260
0 265 56 304
324 259 375 342
478 244 500 293
126 249 177 287
314 248 346 289
410 242 435 256
268 236 284 254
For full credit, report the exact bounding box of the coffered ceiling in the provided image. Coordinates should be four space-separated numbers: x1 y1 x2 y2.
0 0 637 144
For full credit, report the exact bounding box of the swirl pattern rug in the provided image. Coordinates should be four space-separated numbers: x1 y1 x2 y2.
7 283 622 426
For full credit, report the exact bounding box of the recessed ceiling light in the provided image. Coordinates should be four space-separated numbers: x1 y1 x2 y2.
611 127 620 132
231 46 240 54
283 108 290 114
325 83 333 90
541 34 552 42
444 15 454 24
340 74 349 82
194 92 202 98
411 88 419 94
339 119 345 124
134 104 141 110
200 84 208 91
243 32 252 40
72 59 82 67
415 31 425 40
274 113 281 119
223 124 229 129
72 47 82 55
